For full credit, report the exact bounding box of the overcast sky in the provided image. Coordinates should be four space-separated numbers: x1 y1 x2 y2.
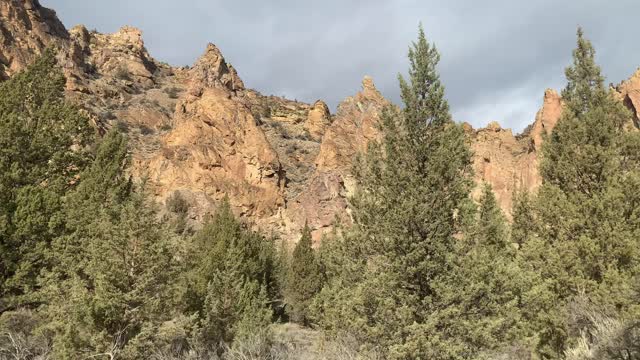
42 1 640 132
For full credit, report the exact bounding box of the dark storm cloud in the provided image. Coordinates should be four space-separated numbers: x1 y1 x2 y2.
42 0 640 131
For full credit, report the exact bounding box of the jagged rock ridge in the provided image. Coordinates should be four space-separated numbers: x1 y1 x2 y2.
2 0 640 242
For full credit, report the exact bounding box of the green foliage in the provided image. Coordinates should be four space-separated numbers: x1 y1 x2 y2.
199 254 271 347
530 28 640 357
562 27 607 118
287 224 324 326
184 198 278 347
41 130 178 359
165 191 191 235
511 188 536 248
470 183 509 248
315 25 475 358
0 49 93 304
432 184 535 357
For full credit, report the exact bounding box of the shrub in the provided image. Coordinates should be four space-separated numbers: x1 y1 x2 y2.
115 119 130 133
269 122 290 139
114 65 131 81
164 86 181 99
166 191 190 215
140 124 155 135
100 110 117 121
0 310 51 359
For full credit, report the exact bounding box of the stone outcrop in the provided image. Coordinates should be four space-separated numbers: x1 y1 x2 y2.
2 0 640 242
143 85 285 219
284 77 389 241
0 0 68 79
468 89 563 214
529 89 563 151
617 68 640 126
304 100 331 141
316 76 387 170
188 43 244 95
467 123 537 215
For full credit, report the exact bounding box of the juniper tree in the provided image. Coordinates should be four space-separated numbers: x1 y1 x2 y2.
199 247 272 348
430 184 538 358
322 25 474 358
184 198 278 346
510 188 536 248
42 130 177 359
0 50 93 304
287 224 324 326
470 183 509 248
532 27 640 357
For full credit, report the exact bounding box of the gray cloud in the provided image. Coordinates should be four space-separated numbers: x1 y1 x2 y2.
43 0 640 132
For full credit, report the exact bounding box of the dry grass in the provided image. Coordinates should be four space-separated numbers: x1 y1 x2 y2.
565 310 640 360
150 323 380 360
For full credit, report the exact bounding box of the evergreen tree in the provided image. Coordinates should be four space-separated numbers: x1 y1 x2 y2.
199 246 271 348
42 131 177 359
287 224 323 326
185 198 278 347
0 50 93 304
532 27 640 357
435 184 532 357
470 183 509 248
274 235 291 317
511 188 536 248
320 25 474 358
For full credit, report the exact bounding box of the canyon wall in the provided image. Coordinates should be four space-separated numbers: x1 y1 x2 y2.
2 0 640 242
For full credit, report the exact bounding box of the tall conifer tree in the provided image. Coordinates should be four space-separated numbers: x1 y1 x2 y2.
42 131 176 359
0 50 93 304
532 27 640 357
288 224 323 326
325 25 474 358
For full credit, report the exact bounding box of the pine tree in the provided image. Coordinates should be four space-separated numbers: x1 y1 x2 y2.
287 224 323 326
323 25 474 358
0 50 93 304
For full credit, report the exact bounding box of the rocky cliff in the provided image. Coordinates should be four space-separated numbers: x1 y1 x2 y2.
2 0 639 242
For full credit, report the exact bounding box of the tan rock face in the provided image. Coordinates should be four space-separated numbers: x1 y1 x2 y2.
530 89 563 151
316 76 388 171
284 172 351 242
468 124 537 215
142 86 284 219
617 68 640 126
3 0 639 243
0 0 68 79
188 43 244 94
70 25 159 89
284 77 389 241
304 100 331 141
468 89 563 215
